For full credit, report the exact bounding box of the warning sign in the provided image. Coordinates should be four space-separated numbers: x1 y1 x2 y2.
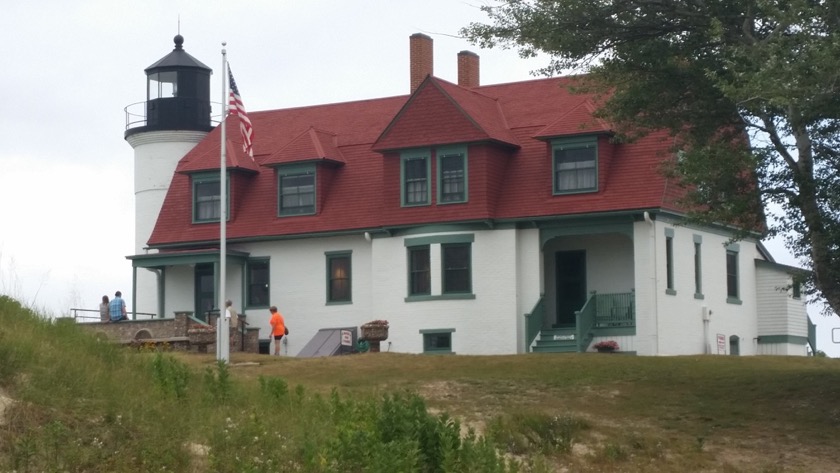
341 330 353 346
717 334 726 354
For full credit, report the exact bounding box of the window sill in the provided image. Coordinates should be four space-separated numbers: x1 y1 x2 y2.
405 293 476 303
552 188 597 196
726 297 743 305
694 293 705 300
665 289 677 296
326 300 352 306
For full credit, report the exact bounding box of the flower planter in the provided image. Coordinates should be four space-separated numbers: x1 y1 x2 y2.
596 347 616 353
360 325 389 341
360 321 389 353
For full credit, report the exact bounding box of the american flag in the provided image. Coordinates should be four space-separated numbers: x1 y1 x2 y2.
228 66 254 160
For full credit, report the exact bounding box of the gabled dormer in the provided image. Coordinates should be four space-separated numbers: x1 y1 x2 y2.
261 127 345 217
176 127 260 224
534 100 614 195
372 75 520 220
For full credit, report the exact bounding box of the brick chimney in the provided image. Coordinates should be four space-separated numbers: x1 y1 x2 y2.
410 33 433 92
457 51 480 88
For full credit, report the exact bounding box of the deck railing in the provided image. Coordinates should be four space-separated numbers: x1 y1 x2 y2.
68 308 157 322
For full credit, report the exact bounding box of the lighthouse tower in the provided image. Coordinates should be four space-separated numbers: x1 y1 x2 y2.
125 35 213 316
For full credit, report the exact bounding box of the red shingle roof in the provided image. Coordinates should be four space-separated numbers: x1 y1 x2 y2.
148 76 683 248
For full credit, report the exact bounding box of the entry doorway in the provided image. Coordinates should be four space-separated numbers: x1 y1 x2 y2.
195 263 215 320
555 250 586 327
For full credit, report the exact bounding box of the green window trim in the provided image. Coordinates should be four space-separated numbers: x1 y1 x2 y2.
726 246 740 302
245 258 270 309
404 233 475 247
552 135 598 194
192 172 230 223
401 149 431 207
437 146 468 204
278 164 317 217
407 245 431 296
325 251 352 304
420 328 455 354
693 234 703 299
442 243 472 294
405 293 477 303
665 231 675 295
405 234 475 299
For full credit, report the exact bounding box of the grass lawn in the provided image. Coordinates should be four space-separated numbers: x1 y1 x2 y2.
1 295 839 472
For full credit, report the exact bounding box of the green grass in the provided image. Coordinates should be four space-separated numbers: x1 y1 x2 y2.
1 295 839 472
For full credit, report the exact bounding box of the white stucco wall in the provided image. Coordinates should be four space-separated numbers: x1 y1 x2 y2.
516 228 542 353
634 217 761 356
157 227 528 355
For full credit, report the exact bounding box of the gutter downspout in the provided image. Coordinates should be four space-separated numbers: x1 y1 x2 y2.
644 211 659 355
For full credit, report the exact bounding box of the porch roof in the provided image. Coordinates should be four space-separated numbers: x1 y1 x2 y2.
127 249 250 268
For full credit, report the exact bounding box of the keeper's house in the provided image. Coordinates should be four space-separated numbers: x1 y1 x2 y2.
124 33 815 356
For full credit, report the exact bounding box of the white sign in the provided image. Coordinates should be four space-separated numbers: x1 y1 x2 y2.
717 334 726 354
341 330 353 346
833 327 840 344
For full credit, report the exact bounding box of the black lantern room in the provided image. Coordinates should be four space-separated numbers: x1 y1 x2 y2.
125 35 213 138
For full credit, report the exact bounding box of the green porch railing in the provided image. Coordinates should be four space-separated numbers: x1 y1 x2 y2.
593 291 635 328
524 296 545 349
575 293 597 352
576 291 635 352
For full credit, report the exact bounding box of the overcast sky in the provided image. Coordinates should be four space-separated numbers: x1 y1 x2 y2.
1 1 837 355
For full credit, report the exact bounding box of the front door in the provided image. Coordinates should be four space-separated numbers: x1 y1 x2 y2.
555 250 586 327
195 263 215 321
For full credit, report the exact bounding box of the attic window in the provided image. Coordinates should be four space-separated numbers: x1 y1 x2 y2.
278 164 316 216
552 136 597 194
401 150 430 206
438 146 467 204
192 173 229 223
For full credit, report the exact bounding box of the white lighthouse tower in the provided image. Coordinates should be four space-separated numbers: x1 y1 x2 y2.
124 35 213 316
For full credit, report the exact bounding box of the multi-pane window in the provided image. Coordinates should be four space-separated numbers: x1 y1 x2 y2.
408 246 431 295
402 153 430 206
553 136 597 193
442 243 471 294
792 281 802 299
247 259 270 308
726 249 739 300
438 149 466 203
279 166 316 216
326 252 352 303
405 234 475 300
422 330 454 354
193 175 224 222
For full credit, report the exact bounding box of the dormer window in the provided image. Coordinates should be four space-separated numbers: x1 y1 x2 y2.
438 146 467 204
552 136 597 194
192 172 229 223
402 150 430 206
278 164 316 216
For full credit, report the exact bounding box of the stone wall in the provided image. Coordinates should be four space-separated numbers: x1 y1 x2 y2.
78 311 259 354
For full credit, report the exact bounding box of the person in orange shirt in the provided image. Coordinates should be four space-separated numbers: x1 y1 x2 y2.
268 305 285 356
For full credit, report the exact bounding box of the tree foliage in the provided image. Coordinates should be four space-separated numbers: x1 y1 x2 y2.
462 0 840 316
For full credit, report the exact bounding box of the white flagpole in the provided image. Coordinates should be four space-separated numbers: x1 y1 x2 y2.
218 43 230 363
